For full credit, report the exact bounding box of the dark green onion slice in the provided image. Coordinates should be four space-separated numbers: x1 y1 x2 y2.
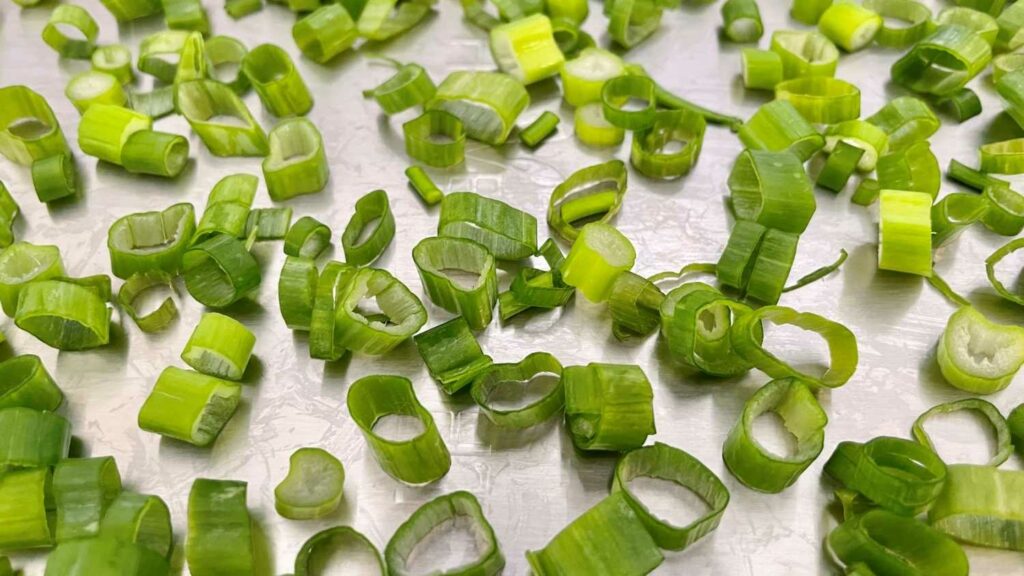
608 271 664 340
729 149 816 234
15 280 111 350
99 491 173 558
275 447 344 520
406 166 444 205
44 537 170 575
53 456 121 542
661 282 757 377
427 71 529 145
737 100 824 161
607 0 663 49
403 110 465 168
363 62 436 115
928 464 1024 550
912 398 1012 466
346 374 451 484
998 69 1024 131
414 317 494 394
295 527 385 576
42 5 99 59
936 305 1024 394
278 256 317 330
775 76 861 124
498 268 574 320
412 237 497 330
743 228 799 305
356 0 435 41
878 189 933 276
264 118 329 201
0 468 53 549
187 479 254 575
863 0 932 48
334 267 427 355
471 352 562 428
932 192 986 246
119 272 178 333
630 109 706 179
891 25 992 97
0 85 69 166
183 234 261 308
77 104 152 166
0 355 62 411
829 509 968 575
176 80 269 157
715 220 762 293
547 159 627 242
489 14 565 85
108 203 195 279
341 190 395 267
438 192 537 260
138 367 241 446
293 5 358 64
563 362 655 452
195 176 256 242
0 407 71 468
817 141 864 192
519 111 560 148
1003 403 1023 453
182 312 255 380
946 159 1005 191
31 153 77 203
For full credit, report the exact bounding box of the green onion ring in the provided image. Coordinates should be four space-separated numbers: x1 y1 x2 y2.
333 267 427 355
630 109 707 180
980 138 1024 174
601 75 657 131
177 80 268 157
829 508 968 575
195 174 256 244
608 0 663 49
186 479 254 575
206 36 250 94
99 491 173 558
15 280 111 350
263 117 329 201
412 237 498 330
866 96 939 152
118 272 178 333
547 159 627 243
137 367 242 446
863 0 932 48
274 447 345 520
0 355 63 411
402 110 465 168
438 192 537 260
563 362 655 452
470 352 563 428
182 234 261 309
295 526 384 576
342 189 395 267
775 76 861 124
729 149 816 234
608 271 664 340
278 256 317 331
427 71 529 145
932 192 986 246
53 456 122 542
817 141 864 192
737 100 824 161
363 62 436 115
308 262 355 361
293 5 358 64
985 237 1024 307
912 398 1012 466
414 317 494 394
181 312 255 380
770 30 839 79
891 24 992 97
0 407 71 468
42 5 99 59
981 183 1024 235
661 282 758 377
928 464 1024 550
0 467 54 549
284 216 331 259
935 305 1024 394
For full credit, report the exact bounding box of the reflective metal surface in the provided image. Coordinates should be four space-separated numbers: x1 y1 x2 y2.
2 0 1023 573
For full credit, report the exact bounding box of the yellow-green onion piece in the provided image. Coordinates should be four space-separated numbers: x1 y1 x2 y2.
0 407 71 468
274 448 344 520
932 192 987 246
852 178 880 206
0 242 65 317
563 362 655 452
863 0 933 48
183 234 261 308
346 374 451 484
548 0 587 24
386 492 503 575
661 282 757 377
31 153 77 203
138 367 242 446
548 159 627 243
65 71 126 113
912 398 1012 466
997 68 1024 131
245 207 292 240
242 44 313 117
994 52 1024 85
45 537 170 574
427 71 529 145
929 465 1024 550
15 280 110 350
187 479 254 575
721 0 763 43
295 526 384 576
997 1 1024 51
284 215 331 258
129 86 176 119
414 317 494 394
405 166 444 205
574 102 624 147
0 557 10 575
770 30 839 78
0 355 62 411
357 0 435 41
334 267 427 355
737 100 823 161
462 0 543 28
470 352 563 428
489 14 565 85
608 0 663 49
138 30 190 83
830 509 968 575
790 0 831 24
195 174 256 244
729 149 815 233
118 271 178 333
0 182 17 250
226 0 263 18
0 86 69 166
775 76 860 124
936 7 998 46
630 109 706 179
980 137 1024 174
500 264 574 320
42 5 99 59
958 0 1005 16
98 0 162 20
891 25 991 96
818 3 881 52
163 0 211 34
825 119 890 171
182 313 255 380
519 111 560 148
552 20 594 58
99 491 173 558
936 305 1024 394
877 141 940 197
981 183 1024 235
76 104 151 166
284 0 318 13
53 456 121 543
560 222 635 302
308 262 355 360
601 74 656 131
560 47 624 106
263 118 329 200
741 48 783 90
866 96 939 152
278 256 316 330
0 468 52 550
402 110 465 168
174 32 208 87
413 237 497 330
817 141 864 193
108 203 195 279
527 492 663 575
204 36 249 94
362 62 436 115
938 88 982 123
607 271 663 340
293 5 358 64
121 130 190 178
438 192 538 260
878 189 932 276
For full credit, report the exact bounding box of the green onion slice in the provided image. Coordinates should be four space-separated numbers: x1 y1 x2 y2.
0 355 62 411
176 80 269 157
45 537 169 575
263 118 329 200
825 120 889 172
427 71 529 145
789 0 830 24
928 464 1024 550
182 312 255 380
0 85 69 166
363 62 436 115
936 305 1024 394
183 234 260 308
278 256 317 331
413 237 498 330
770 30 839 78
402 110 465 168
245 207 292 240
226 0 263 19
936 7 998 46
293 5 358 64
438 192 537 260
852 178 880 206
406 166 444 205
775 76 861 124
981 183 1024 235
42 5 99 59
1010 404 1024 454
980 138 1024 174
0 242 65 317
891 25 992 97
818 3 881 52
174 32 208 86
333 267 427 355
866 96 939 152
932 192 986 246
912 398 1012 466
560 47 624 107
206 36 250 94
15 280 111 350
489 14 565 85
574 102 625 147
98 0 162 20
295 527 385 576
31 153 77 203
817 141 864 193
65 71 126 114
721 0 763 43
471 352 563 428
187 479 254 575
274 447 344 520
938 88 982 123
99 491 173 558
285 216 331 258
998 1 1024 51
995 54 1024 89
563 362 655 452
308 262 355 360
108 203 195 279
341 189 395 267
547 160 627 243
601 75 656 131
724 378 826 493
829 509 968 575
414 317 494 394
195 175 255 243
346 374 451 484
661 282 757 377
77 104 152 166
985 237 1024 307
630 109 706 180
163 0 211 34
138 367 241 446
118 272 178 333
121 130 190 178
608 0 663 49
878 189 933 276
863 0 933 48
137 31 190 83
877 141 940 197
737 100 823 162
741 48 783 90
519 111 560 149
357 0 435 41
0 468 53 549
0 182 18 249
729 149 816 234
53 456 121 542
129 86 176 119
499 268 574 320
0 407 71 468
608 271 664 340
560 222 635 302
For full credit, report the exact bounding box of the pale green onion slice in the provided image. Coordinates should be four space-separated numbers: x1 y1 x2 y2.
42 5 99 59
65 71 126 113
245 207 292 240
413 237 498 330
406 166 444 205
129 86 176 119
98 491 173 557
995 53 1024 85
15 280 111 350
186 479 254 575
438 192 537 260
630 109 706 179
560 47 624 106
0 86 70 166
278 256 316 330
852 179 881 206
936 7 998 46
362 62 436 115
182 234 261 308
998 69 1024 130
118 271 178 333
980 138 1024 174
737 100 823 161
138 367 242 446
0 467 52 550
560 222 635 302
182 313 255 380
263 118 329 201
891 25 992 97
295 527 384 576
31 153 77 203
775 76 860 124
53 456 122 542
608 0 663 49
729 149 815 234
818 3 881 52
137 31 190 83
173 32 208 86
284 216 331 258
402 110 465 168
574 102 624 147
242 44 313 117
77 104 152 166
346 374 451 484
414 317 493 394
928 465 1024 550
830 509 968 575
0 242 65 317
863 0 933 48
548 159 627 242
293 5 358 64
825 120 889 171
912 398 1012 466
427 71 530 145
936 305 1024 394
333 267 427 355
770 30 839 78
107 203 196 278
563 362 655 452
721 0 763 43
877 141 940 197
163 0 211 34
470 352 562 428
0 355 63 411
0 407 71 468
878 189 933 276
741 48 783 90
274 448 345 520
489 14 565 85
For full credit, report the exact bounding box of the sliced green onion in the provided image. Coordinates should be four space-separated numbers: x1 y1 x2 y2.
128 86 176 119
863 0 933 48
547 160 627 243
386 491 503 575
980 138 1024 174
333 267 427 355
937 88 982 123
470 352 562 428
957 0 1005 17
53 457 121 542
278 256 316 330
721 0 763 43
985 237 1024 307
994 53 1024 85
932 192 986 246
245 207 292 240
790 0 831 24
118 272 178 333
182 234 261 308
936 306 1024 394
783 248 848 292
630 109 706 179
45 537 170 574
741 49 783 90
108 203 195 279
356 0 434 41
729 149 816 234
737 100 823 162
0 184 17 250
414 317 494 394
574 102 624 147
137 31 190 83
818 3 881 52
195 174 256 243
139 367 241 446
981 183 1024 235
928 465 1024 550
284 216 331 258
99 491 172 558
998 69 1024 130
937 7 998 46
65 71 126 113
295 527 384 576
825 436 947 516
1011 404 1024 454
912 398 1012 466
878 189 933 276
563 362 655 451
413 237 497 330
31 153 77 203
346 374 451 484
560 48 624 106
519 111 560 148
163 0 211 34
42 5 99 59
852 179 881 206
891 25 992 97
770 30 839 78
226 0 263 17
661 282 756 377
607 272 663 339
308 262 355 360
0 355 62 411
830 509 969 575
746 228 800 305
607 0 663 49
527 492 663 575
362 62 436 115
0 242 65 317
187 479 254 575
775 76 860 124
98 0 162 20
182 313 255 380
0 407 71 468
560 222 635 302
340 190 394 267
818 142 865 192
274 448 344 520
499 268 574 320
293 5 358 64
601 75 656 131
263 118 329 200
405 166 444 205
866 96 939 151
489 14 565 85
438 192 537 260
0 85 69 166
77 104 152 166
427 71 529 145
877 142 940 198
205 36 249 95
15 280 110 350
402 110 465 168
0 468 53 549
121 130 190 178
177 80 268 157
997 2 1024 51
174 32 208 87
824 120 889 171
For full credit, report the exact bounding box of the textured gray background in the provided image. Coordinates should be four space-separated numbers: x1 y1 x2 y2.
2 0 1024 573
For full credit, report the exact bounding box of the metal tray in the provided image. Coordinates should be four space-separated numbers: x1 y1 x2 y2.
1 0 1023 572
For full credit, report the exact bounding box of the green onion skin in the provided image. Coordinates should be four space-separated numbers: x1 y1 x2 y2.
186 479 254 576
121 130 190 178
405 166 444 205
548 160 627 243
891 25 992 97
520 111 560 148
174 32 208 86
263 118 330 201
176 80 269 157
44 537 170 576
413 237 498 330
936 306 1024 394
278 256 317 330
0 85 70 166
738 100 824 161
0 407 71 468
574 102 625 147
108 203 195 279
295 527 385 576
499 268 574 320
274 448 345 520
877 142 940 198
138 367 242 446
183 234 261 308
284 216 331 258
957 0 1005 17
438 192 537 260
77 104 153 166
31 153 77 203
563 363 655 452
98 491 173 558
333 267 427 355
829 509 968 576
15 279 111 350
471 352 562 428
929 465 1024 550
415 317 494 394
42 5 99 59
912 398 1012 466
0 468 53 550
979 138 1024 174
427 71 530 145
852 179 881 206
744 228 799 305
0 557 10 575
729 149 816 234
363 63 437 115
182 312 256 380
346 375 451 484
242 44 314 117
403 110 465 168
53 456 122 542
938 88 982 123
0 355 63 411
293 5 358 64
527 492 664 575
163 0 212 34
998 2 1024 51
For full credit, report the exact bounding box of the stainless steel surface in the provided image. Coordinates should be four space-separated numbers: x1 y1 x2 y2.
1 0 1023 573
